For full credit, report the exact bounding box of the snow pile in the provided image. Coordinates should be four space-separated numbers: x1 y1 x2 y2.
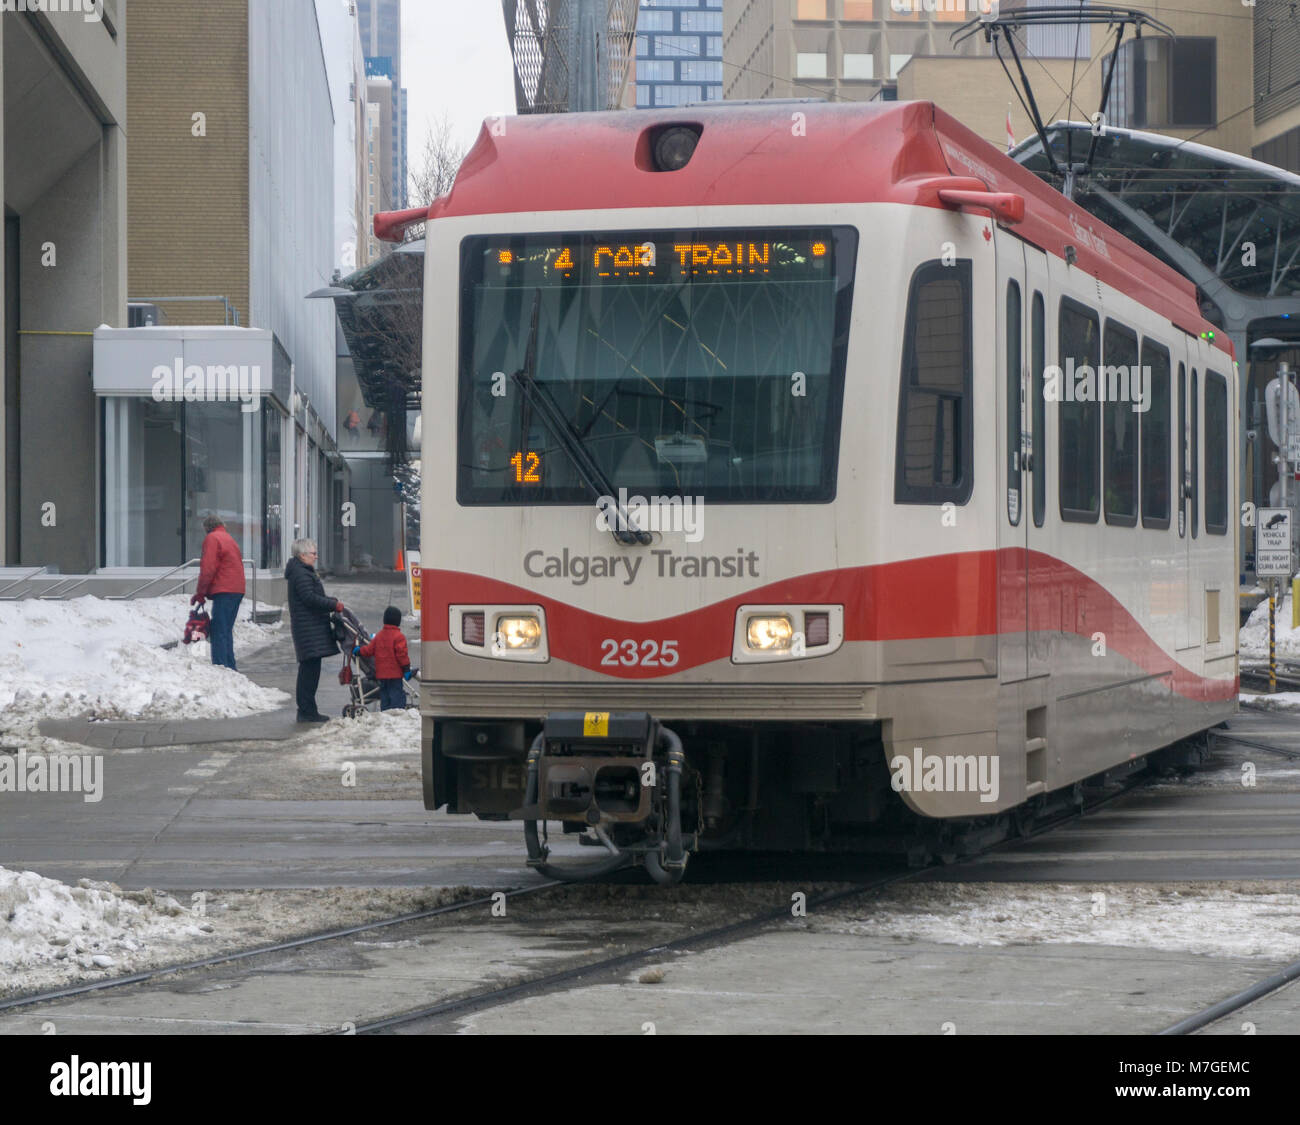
1240 593 1300 660
0 595 286 744
0 865 209 989
817 883 1300 959
286 708 421 769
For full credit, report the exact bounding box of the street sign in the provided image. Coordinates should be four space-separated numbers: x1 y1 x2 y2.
406 550 422 615
1256 508 1292 577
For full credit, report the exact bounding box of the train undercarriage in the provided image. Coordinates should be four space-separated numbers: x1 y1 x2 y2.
425 712 1216 883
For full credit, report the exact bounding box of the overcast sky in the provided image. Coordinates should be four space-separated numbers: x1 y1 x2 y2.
403 1 517 161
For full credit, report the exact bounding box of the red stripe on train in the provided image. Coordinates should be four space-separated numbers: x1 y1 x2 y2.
420 550 1237 700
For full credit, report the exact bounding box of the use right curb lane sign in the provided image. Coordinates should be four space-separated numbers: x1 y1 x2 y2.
1257 508 1292 577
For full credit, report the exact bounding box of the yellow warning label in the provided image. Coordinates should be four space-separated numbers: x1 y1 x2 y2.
583 711 610 737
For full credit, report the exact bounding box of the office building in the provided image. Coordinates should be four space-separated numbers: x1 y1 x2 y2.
357 0 408 207
635 0 724 108
96 0 342 573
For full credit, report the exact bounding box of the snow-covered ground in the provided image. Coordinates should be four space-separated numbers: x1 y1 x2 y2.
816 882 1300 960
1239 689 1300 712
0 863 475 997
284 708 420 768
0 595 286 747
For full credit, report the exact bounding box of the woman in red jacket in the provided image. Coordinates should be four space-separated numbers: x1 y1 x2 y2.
357 606 411 710
193 515 246 670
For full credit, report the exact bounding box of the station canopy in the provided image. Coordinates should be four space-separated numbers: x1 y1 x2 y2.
309 240 423 413
1012 122 1300 344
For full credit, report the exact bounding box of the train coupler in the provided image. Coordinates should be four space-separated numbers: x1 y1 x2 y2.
514 712 690 883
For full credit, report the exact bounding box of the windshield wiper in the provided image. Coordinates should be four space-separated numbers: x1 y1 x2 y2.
511 292 650 546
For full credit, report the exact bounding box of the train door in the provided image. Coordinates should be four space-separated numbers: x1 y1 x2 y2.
1176 354 1197 651
1023 246 1052 679
997 232 1029 683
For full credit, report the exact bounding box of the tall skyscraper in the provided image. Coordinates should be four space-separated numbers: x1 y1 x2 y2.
357 0 408 207
634 0 723 108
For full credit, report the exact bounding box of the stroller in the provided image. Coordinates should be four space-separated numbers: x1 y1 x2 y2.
331 607 419 718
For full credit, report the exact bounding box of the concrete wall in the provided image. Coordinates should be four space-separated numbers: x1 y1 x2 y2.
1256 102 1300 158
726 1 1256 160
898 54 1103 152
1135 0 1254 158
724 0 989 102
898 2 1252 158
316 0 368 274
3 6 127 572
1 15 7 564
248 0 337 438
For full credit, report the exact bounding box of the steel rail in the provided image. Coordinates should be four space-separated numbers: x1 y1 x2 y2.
0 881 562 1016
350 779 1144 1034
1160 956 1300 1035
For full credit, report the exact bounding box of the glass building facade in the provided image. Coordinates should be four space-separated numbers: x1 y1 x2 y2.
93 327 346 574
635 0 724 108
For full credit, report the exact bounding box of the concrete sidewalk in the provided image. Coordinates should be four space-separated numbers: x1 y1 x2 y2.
37 574 416 748
0 574 467 889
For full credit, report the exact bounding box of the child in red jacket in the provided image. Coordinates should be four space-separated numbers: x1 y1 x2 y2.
356 606 412 711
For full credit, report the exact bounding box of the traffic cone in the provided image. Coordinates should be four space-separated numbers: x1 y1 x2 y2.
395 550 405 572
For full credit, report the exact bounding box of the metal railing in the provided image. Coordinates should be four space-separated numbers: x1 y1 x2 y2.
2 560 262 617
0 566 48 599
36 576 95 600
129 294 241 326
104 558 259 618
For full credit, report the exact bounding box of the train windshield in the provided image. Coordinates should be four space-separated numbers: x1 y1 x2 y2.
457 226 856 505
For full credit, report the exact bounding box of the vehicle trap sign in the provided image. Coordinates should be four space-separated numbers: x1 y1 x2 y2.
1256 507 1291 577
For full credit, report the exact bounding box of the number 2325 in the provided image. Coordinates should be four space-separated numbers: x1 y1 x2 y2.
600 639 679 667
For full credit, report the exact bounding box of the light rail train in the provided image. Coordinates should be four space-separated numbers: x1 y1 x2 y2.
375 100 1238 881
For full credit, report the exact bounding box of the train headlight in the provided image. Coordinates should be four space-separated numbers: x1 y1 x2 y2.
497 614 542 650
746 614 794 651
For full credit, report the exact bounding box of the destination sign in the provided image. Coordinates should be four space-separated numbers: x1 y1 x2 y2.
481 229 835 285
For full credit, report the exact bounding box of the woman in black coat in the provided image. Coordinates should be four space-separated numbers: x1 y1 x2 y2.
285 538 344 722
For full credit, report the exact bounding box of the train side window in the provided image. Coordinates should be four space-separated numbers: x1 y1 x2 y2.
1058 298 1100 522
1032 291 1045 528
1006 280 1022 526
1205 370 1228 534
1191 368 1199 539
1102 319 1139 526
894 259 973 505
1140 340 1171 529
1178 363 1186 538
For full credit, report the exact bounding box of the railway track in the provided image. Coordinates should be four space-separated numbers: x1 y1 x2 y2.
350 784 1144 1034
0 783 1125 1029
1 740 1267 1034
1238 664 1300 694
1209 729 1300 761
1160 956 1300 1035
0 881 564 1017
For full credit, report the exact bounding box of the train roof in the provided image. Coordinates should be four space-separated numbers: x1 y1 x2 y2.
413 100 1229 359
